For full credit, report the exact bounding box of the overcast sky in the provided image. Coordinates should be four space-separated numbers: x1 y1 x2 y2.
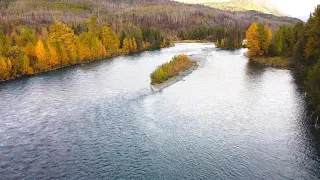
270 0 319 17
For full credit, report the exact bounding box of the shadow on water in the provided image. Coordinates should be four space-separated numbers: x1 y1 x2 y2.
245 60 267 77
243 60 267 93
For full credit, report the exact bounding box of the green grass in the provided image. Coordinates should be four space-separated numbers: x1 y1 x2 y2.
150 54 197 85
250 56 291 69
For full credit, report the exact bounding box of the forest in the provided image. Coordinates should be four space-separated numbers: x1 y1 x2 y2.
179 26 244 49
0 0 300 36
245 5 320 112
0 15 170 80
0 0 302 81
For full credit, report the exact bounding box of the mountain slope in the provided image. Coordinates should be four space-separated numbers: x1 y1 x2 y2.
0 0 300 36
175 0 287 16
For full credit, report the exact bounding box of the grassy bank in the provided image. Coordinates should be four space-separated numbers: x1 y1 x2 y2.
150 55 197 85
250 56 291 69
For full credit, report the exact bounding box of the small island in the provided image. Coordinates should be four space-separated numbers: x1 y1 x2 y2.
150 54 198 91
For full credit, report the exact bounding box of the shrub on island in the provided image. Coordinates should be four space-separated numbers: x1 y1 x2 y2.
150 54 197 85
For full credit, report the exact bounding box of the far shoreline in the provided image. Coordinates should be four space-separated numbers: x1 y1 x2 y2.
243 52 291 69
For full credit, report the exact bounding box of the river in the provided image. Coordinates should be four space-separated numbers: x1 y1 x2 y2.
0 43 319 179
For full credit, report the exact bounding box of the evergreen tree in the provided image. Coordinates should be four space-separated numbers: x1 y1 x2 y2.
305 5 320 63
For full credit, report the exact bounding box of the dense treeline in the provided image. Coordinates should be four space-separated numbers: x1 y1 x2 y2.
150 54 197 85
0 15 170 80
246 5 320 112
179 26 245 49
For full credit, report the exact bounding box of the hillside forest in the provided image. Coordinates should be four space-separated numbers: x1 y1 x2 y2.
245 5 320 113
0 15 170 80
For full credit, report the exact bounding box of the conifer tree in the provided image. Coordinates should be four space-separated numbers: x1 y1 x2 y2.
35 39 48 70
305 5 320 62
246 23 260 57
48 45 59 67
0 56 9 80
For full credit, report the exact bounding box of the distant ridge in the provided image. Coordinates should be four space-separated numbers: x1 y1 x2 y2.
174 0 288 17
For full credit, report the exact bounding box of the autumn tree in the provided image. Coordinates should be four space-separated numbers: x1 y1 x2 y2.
246 23 272 57
122 37 130 54
0 16 170 81
101 24 120 56
90 38 107 59
246 23 260 57
88 15 101 38
48 21 77 65
48 45 59 67
6 46 30 76
35 39 48 70
0 56 10 80
133 38 138 51
0 30 9 56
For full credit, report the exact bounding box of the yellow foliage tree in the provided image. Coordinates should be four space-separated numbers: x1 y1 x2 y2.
162 39 167 48
59 45 69 66
48 21 77 65
22 54 34 75
23 42 36 62
133 38 138 52
48 45 59 67
91 38 107 59
221 38 226 49
122 38 130 54
246 23 260 57
129 38 134 53
0 56 10 80
76 40 92 62
35 39 48 70
101 24 120 56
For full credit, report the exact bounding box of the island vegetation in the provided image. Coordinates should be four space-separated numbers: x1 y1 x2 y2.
150 54 197 85
245 5 320 112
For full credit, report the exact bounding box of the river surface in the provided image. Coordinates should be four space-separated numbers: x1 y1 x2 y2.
0 43 320 179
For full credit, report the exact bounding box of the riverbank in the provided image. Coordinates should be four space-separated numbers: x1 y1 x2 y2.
243 53 291 69
250 56 291 69
0 46 171 82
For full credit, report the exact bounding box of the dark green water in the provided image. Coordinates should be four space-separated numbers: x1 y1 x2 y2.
0 43 319 179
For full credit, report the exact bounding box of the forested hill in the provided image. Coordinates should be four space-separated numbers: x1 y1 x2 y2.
0 0 300 37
